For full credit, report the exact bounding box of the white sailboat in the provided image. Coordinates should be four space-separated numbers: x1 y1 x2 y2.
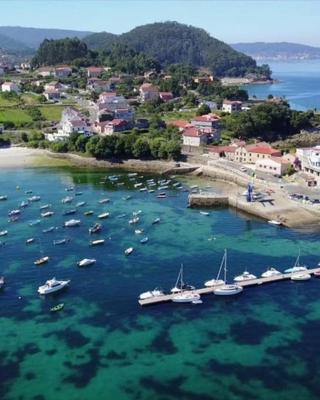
284 250 308 273
204 251 226 287
213 250 243 296
171 264 200 303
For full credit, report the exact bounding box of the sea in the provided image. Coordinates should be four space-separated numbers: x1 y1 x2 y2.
1 167 320 400
245 59 320 111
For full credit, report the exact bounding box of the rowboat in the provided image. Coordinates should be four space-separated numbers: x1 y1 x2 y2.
90 239 105 246
125 247 134 256
98 212 109 219
50 303 64 312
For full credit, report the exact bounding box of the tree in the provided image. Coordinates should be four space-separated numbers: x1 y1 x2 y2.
86 135 100 156
75 135 89 152
132 137 151 159
196 104 211 116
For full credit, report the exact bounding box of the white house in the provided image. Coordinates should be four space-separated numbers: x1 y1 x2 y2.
47 107 90 141
255 156 290 176
182 127 208 148
1 81 19 93
296 145 320 185
139 83 159 102
222 100 242 113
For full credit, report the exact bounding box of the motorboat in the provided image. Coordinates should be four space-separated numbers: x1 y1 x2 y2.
234 271 257 282
0 276 4 289
64 219 81 227
84 211 94 216
157 193 167 199
268 220 282 226
63 209 76 216
129 217 139 225
313 269 320 277
152 218 161 225
213 250 243 296
8 209 20 217
200 211 210 216
0 195 7 201
125 247 134 256
261 267 282 278
40 204 51 210
139 288 164 300
61 196 73 204
53 239 69 245
148 190 155 193
128 173 138 177
204 252 226 287
98 212 109 219
34 256 49 266
28 196 41 202
172 291 201 303
99 198 110 204
134 183 143 188
76 201 86 207
284 251 308 273
89 223 102 234
26 238 35 244
29 219 41 226
43 226 55 233
41 211 54 218
135 229 144 235
0 230 8 237
90 239 105 246
77 258 96 267
140 237 149 244
20 201 28 208
38 277 70 295
291 272 311 281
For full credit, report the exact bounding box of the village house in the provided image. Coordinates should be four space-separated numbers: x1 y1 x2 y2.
87 78 114 93
296 146 320 186
1 81 19 93
139 83 159 102
47 107 90 141
234 143 281 164
103 119 131 135
208 145 236 161
44 89 61 101
255 156 291 176
159 92 174 102
182 126 208 148
222 100 243 113
199 100 218 111
191 113 221 142
167 120 192 132
87 67 105 78
54 66 72 78
44 81 62 92
37 67 56 77
193 75 214 84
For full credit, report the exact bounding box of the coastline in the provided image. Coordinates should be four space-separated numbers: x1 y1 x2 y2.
1 146 320 229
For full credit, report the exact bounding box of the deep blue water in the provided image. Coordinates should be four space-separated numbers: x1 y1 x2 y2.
0 168 320 400
245 60 320 111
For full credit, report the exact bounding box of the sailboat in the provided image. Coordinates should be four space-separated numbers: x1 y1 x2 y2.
171 264 200 303
34 238 49 266
284 250 308 273
204 252 226 287
213 250 243 296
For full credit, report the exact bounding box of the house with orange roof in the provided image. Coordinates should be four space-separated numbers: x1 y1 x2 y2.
234 142 281 164
182 127 208 148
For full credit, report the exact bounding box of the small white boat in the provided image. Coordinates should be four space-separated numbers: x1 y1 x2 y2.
152 218 160 225
8 209 20 217
125 247 134 256
90 239 105 246
139 289 164 300
28 196 41 202
291 272 311 281
0 195 7 201
140 237 149 244
29 219 41 226
172 291 201 303
148 190 155 193
123 195 132 201
134 183 143 188
98 212 109 219
157 193 167 199
34 256 49 266
40 204 51 210
268 220 282 226
139 188 147 192
53 239 69 245
213 250 243 296
20 201 28 208
129 217 139 224
43 226 55 233
64 219 81 227
76 201 86 207
261 267 281 278
135 229 144 235
200 211 210 216
84 211 94 216
38 277 70 295
41 211 54 218
77 258 96 267
0 276 4 289
63 209 76 216
234 271 257 282
0 230 8 237
61 196 73 204
26 238 35 244
99 198 110 204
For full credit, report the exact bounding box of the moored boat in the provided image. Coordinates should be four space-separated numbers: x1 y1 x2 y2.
41 211 54 218
53 238 69 245
61 196 73 204
28 195 41 202
152 218 161 225
26 238 35 244
8 209 20 217
0 276 4 289
64 219 81 227
99 198 110 204
63 209 76 216
0 195 7 201
204 252 227 287
34 256 49 266
140 237 149 244
291 272 311 281
50 303 64 312
171 264 200 303
98 212 109 219
43 226 55 233
129 217 139 224
284 251 308 273
0 230 8 237
29 219 41 226
76 201 86 207
77 258 96 267
90 239 105 246
139 288 164 300
261 267 281 278
200 211 210 216
234 271 257 282
89 223 102 234
84 211 94 216
125 247 134 256
38 277 70 295
268 220 282 226
213 250 243 296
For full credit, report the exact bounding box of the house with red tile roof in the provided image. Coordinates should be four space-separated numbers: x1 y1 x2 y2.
234 142 281 164
103 119 131 135
182 127 208 147
191 113 221 141
159 92 174 102
87 67 105 78
167 120 192 132
139 83 159 102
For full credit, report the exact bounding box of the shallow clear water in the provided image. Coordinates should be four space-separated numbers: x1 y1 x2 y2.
0 168 320 400
245 60 320 111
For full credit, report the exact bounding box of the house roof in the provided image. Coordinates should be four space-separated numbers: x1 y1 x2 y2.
168 120 191 129
245 144 281 156
192 113 220 122
69 119 86 127
107 119 127 127
223 100 242 105
159 92 173 100
140 83 158 92
88 66 104 72
183 127 207 138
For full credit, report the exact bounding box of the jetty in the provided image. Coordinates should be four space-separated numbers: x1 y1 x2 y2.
138 267 320 306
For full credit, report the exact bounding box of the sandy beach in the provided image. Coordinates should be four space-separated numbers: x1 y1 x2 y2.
0 147 48 168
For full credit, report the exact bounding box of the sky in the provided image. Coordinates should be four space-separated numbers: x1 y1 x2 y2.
0 0 319 45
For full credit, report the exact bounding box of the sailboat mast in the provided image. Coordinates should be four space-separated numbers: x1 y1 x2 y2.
224 250 227 283
180 263 184 290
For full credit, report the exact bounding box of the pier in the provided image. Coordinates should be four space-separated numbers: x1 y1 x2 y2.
138 268 320 306
189 193 229 207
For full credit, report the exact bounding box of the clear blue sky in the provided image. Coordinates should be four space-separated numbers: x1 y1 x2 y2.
1 0 319 45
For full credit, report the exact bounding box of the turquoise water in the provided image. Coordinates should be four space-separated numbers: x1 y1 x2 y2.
245 60 320 111
1 168 320 400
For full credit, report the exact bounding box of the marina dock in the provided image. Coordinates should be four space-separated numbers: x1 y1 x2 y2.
138 268 320 306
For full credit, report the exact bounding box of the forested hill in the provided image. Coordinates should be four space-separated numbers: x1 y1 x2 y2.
83 22 268 78
0 32 32 53
231 42 320 60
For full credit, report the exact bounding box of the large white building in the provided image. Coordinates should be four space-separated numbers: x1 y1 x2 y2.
1 81 19 93
297 146 320 185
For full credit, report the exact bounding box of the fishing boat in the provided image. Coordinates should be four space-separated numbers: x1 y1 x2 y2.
38 277 70 295
171 265 195 293
135 229 144 235
50 303 64 312
0 276 4 289
157 193 167 199
134 183 143 188
139 288 164 300
140 237 149 244
40 204 51 210
99 198 110 204
28 195 41 202
291 272 311 281
98 212 109 219
84 211 94 216
204 251 226 287
76 201 86 207
152 218 160 225
284 251 308 273
20 201 28 208
128 173 138 177
268 220 282 226
234 271 257 282
171 264 200 303
200 211 210 216
77 258 96 267
64 219 81 227
0 195 7 201
26 238 35 244
34 256 49 266
125 247 134 256
129 217 139 224
89 223 102 234
43 226 55 233
261 267 282 278
63 209 76 216
61 196 73 204
29 219 41 226
53 239 69 245
0 230 8 237
41 211 54 218
213 250 243 296
90 239 105 246
8 209 20 217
